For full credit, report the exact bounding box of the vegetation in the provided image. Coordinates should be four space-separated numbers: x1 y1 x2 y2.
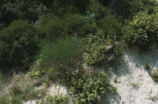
45 96 69 104
122 10 158 49
144 64 151 70
0 0 158 103
0 20 40 70
83 31 122 65
60 70 116 104
150 69 158 82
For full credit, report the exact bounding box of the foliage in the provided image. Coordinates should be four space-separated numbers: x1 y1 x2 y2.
46 96 69 104
60 70 115 104
44 0 90 14
0 20 40 70
122 11 158 49
88 0 111 20
144 64 151 70
0 0 158 103
0 95 23 104
83 31 122 65
150 69 158 82
0 0 47 23
97 14 122 40
0 95 9 104
10 95 23 104
109 0 157 18
39 37 80 69
64 14 97 37
35 15 68 40
36 13 97 40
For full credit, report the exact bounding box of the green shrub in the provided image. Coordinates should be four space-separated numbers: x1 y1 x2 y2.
0 95 9 104
60 70 115 104
64 14 97 37
122 11 158 49
46 96 69 104
88 0 111 20
144 64 151 70
83 31 122 65
0 0 45 23
0 20 40 70
0 23 5 29
97 14 122 40
109 0 157 18
10 95 23 104
150 69 158 82
0 95 23 104
36 14 97 40
35 15 68 40
39 37 80 69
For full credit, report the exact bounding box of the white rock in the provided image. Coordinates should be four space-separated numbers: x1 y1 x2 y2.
106 49 158 104
23 100 36 104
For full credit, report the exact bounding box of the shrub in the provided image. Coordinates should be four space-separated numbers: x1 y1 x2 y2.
83 31 122 65
35 15 68 40
0 95 23 104
122 11 158 49
97 14 122 40
0 20 40 70
36 14 97 40
0 95 9 104
46 95 69 104
0 0 45 23
150 69 158 82
64 14 97 37
109 0 157 18
10 95 23 104
43 0 90 14
0 23 5 29
144 64 151 70
88 0 111 20
60 70 115 104
39 37 80 69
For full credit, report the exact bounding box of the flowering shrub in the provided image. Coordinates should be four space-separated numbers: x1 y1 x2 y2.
60 69 116 104
9 74 22 96
83 32 122 65
122 11 158 49
46 95 69 104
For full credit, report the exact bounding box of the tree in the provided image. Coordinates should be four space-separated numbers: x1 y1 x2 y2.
0 20 40 70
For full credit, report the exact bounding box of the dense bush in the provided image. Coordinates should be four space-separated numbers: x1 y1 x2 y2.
0 0 46 23
60 70 115 104
35 13 97 40
46 0 90 14
39 37 80 69
122 11 158 49
150 69 158 82
0 0 158 103
0 95 23 104
0 20 40 70
97 14 122 40
83 31 122 65
109 0 157 18
46 96 69 104
35 15 68 40
64 14 97 37
88 0 111 20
